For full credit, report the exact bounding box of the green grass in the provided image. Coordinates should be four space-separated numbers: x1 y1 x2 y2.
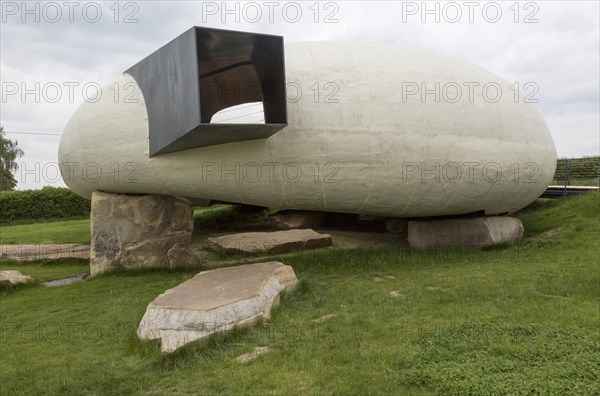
551 177 599 186
0 219 90 244
0 193 598 395
0 259 88 284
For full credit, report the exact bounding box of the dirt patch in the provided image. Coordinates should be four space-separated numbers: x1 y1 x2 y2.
528 226 571 242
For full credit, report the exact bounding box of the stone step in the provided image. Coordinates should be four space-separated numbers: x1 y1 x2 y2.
207 229 332 255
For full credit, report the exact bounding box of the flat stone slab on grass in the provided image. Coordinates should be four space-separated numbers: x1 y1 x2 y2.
236 346 271 363
408 216 524 250
137 262 298 353
42 274 88 288
0 244 89 260
0 270 33 285
312 313 336 323
207 229 332 255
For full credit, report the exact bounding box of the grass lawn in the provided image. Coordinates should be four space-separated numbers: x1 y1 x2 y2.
0 193 598 395
0 206 244 245
0 219 90 245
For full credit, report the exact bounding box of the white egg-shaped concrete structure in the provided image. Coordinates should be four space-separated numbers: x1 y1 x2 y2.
59 41 556 217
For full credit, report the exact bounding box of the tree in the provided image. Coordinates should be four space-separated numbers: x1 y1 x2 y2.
0 126 24 191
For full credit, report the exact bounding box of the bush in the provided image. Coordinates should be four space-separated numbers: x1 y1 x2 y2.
0 187 90 223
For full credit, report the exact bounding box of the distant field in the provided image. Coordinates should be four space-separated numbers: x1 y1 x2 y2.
0 193 598 395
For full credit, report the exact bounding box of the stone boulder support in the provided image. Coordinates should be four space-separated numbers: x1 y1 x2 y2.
90 191 200 276
385 218 409 235
137 262 298 353
270 210 326 229
407 216 524 250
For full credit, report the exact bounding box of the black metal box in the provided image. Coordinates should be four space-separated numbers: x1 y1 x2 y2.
126 27 287 156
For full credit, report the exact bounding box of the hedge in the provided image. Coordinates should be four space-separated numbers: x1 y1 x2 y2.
0 187 90 223
554 156 599 181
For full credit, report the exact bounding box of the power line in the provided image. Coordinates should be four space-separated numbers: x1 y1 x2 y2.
212 110 264 123
1 112 266 136
213 102 263 115
2 130 62 136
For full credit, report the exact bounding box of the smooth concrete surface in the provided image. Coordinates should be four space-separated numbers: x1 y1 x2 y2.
59 42 557 217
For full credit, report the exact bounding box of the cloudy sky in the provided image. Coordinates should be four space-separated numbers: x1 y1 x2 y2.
1 0 598 190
